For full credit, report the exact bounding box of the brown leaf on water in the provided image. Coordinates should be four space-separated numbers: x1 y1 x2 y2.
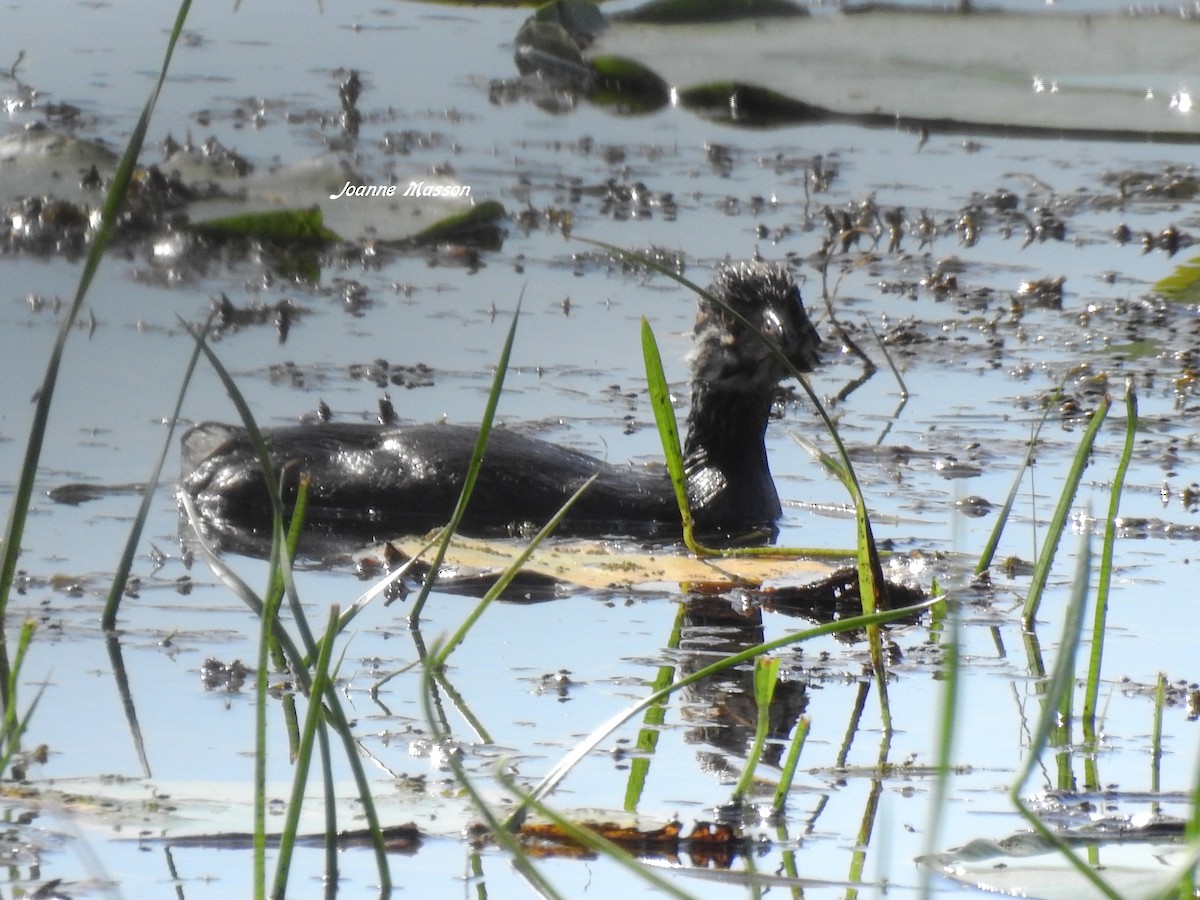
512 816 744 866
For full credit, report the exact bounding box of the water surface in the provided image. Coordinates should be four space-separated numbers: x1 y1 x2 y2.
3 0 1200 897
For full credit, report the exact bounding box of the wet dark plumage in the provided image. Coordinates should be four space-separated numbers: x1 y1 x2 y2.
180 261 821 548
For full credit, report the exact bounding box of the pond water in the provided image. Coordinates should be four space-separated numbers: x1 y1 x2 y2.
3 0 1200 897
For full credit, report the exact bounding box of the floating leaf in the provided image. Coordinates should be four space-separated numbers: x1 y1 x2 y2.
676 82 831 127
588 56 670 113
191 205 340 244
406 200 506 248
1154 255 1200 303
517 814 747 864
370 534 834 591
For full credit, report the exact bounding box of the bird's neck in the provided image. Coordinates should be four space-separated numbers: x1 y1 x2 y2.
682 375 780 531
683 379 772 471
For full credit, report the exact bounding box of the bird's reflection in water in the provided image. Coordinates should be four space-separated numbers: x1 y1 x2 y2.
677 572 925 780
679 592 809 776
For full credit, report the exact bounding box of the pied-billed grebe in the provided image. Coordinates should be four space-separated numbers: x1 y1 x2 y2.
180 261 821 546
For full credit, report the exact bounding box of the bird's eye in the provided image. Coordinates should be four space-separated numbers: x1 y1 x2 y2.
761 309 783 342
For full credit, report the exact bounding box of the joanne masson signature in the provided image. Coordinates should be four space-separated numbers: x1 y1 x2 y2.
329 180 473 200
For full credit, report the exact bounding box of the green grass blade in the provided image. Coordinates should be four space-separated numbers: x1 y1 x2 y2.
179 496 266 614
177 329 316 681
856 492 890 734
0 618 33 739
731 656 781 803
920 604 960 899
104 634 152 778
1010 522 1123 900
254 567 279 895
0 619 38 772
421 639 560 898
272 605 340 900
178 491 310 685
0 682 47 782
771 715 811 814
102 310 214 631
318 676 392 891
180 318 292 577
862 314 909 400
431 668 495 746
640 317 699 550
624 602 685 813
179 320 323 664
408 303 522 627
254 474 310 898
1021 396 1110 628
431 473 599 667
274 474 317 660
1083 380 1136 737
343 532 442 636
975 387 1062 575
316 720 338 889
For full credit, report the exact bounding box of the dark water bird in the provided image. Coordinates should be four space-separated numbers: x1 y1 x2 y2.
180 261 821 549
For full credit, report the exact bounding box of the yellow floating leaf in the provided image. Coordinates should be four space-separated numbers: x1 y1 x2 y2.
379 534 835 591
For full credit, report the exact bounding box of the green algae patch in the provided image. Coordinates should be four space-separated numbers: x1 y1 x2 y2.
191 205 341 244
676 82 833 127
589 56 671 113
1154 255 1200 303
407 200 507 248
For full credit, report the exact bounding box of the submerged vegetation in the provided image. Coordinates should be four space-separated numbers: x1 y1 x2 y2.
3 0 1200 897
